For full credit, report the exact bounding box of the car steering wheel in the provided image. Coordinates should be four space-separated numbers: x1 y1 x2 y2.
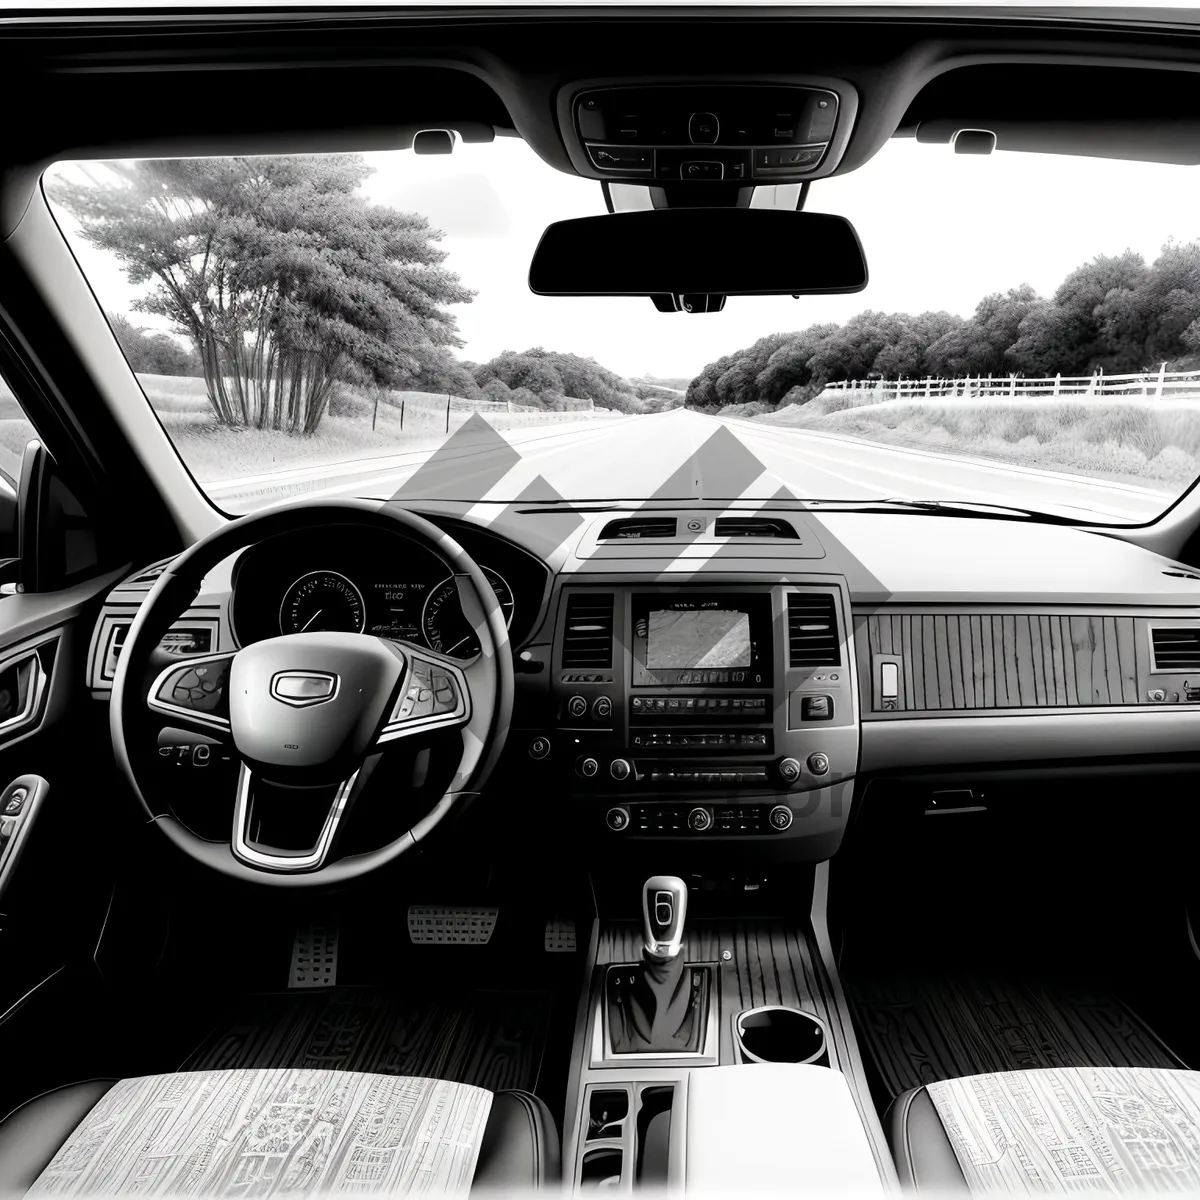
111 499 513 887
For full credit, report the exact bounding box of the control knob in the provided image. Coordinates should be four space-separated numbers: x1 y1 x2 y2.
606 806 631 832
577 756 599 779
807 752 830 776
688 806 713 832
769 805 794 831
610 758 631 781
528 736 551 761
777 757 801 784
567 694 588 719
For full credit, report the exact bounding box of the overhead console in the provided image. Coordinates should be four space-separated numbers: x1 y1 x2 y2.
556 82 857 186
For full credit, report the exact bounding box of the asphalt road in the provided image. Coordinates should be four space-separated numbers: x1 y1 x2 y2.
209 408 1173 523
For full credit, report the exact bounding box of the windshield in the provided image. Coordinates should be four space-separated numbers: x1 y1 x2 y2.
43 137 1200 523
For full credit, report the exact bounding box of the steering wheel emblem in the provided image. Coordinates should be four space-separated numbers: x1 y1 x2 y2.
269 670 339 708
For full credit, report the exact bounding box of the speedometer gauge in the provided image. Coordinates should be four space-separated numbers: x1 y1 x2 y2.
280 570 366 635
422 568 514 658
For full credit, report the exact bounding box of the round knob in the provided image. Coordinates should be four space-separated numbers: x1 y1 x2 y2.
593 695 612 720
606 806 630 832
769 805 794 831
807 752 830 776
610 758 631 781
578 756 599 779
778 757 801 783
567 695 588 718
528 736 551 761
688 806 713 832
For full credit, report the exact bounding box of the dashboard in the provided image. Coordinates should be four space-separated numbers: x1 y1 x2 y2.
86 503 1200 863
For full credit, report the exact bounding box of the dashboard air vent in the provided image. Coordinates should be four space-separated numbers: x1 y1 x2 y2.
713 517 798 539
599 518 677 540
1151 625 1200 671
787 591 841 668
561 593 615 669
125 558 172 588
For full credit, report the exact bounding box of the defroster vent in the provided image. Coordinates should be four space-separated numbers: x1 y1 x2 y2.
713 517 798 539
599 518 677 540
1151 625 1200 672
787 591 841 668
561 593 615 669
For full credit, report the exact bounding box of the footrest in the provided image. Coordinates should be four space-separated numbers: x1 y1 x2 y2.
407 905 498 945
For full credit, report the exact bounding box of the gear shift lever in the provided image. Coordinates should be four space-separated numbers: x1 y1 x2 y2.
643 875 687 961
606 875 710 1056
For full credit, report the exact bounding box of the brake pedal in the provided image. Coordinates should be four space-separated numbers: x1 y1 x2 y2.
289 923 339 988
407 905 498 945
545 916 577 952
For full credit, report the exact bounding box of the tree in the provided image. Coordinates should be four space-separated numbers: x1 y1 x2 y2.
50 156 472 434
107 312 199 376
473 348 643 411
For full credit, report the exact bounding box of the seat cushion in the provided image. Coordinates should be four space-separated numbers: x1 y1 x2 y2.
0 1069 558 1196
887 1066 1200 1194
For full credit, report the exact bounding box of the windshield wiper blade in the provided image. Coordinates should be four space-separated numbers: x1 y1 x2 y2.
814 498 1083 525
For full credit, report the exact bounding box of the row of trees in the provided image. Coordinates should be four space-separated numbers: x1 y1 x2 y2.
686 240 1200 411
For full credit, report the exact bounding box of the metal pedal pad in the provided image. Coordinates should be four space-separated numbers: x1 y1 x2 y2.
407 905 498 945
545 916 577 952
289 922 339 988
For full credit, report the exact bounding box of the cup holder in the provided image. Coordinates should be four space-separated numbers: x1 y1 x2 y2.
734 1005 829 1065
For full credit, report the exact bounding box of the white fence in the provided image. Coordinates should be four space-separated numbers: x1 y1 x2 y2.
824 364 1200 402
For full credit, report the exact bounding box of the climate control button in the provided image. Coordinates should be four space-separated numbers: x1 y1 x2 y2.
777 757 801 784
807 752 830 776
578 756 599 778
610 758 631 781
688 806 714 832
528 736 551 760
567 695 588 719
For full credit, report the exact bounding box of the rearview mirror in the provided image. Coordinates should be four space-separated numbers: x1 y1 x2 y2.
528 209 868 298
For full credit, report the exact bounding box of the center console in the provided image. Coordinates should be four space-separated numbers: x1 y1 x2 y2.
527 582 859 859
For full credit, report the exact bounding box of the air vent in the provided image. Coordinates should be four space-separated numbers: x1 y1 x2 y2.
787 591 841 668
599 518 677 540
1151 626 1200 671
714 517 798 539
561 593 615 669
125 558 172 588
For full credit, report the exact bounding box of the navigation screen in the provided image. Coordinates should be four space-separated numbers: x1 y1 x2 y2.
646 608 752 669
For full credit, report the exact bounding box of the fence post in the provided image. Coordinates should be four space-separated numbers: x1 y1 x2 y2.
400 399 405 430
925 376 932 400
372 391 378 432
1157 361 1167 398
446 395 451 434
1009 374 1016 398
1054 373 1060 398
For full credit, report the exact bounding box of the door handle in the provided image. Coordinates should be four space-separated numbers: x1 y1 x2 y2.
0 774 49 903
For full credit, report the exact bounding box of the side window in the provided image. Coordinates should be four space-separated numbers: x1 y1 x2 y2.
0 372 36 490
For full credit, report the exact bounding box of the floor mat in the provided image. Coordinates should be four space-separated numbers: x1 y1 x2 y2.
181 986 552 1094
845 966 1187 1102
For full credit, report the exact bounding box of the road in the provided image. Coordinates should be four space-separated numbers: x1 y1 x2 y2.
208 408 1172 523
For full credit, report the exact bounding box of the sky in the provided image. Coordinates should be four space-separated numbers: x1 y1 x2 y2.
45 136 1200 382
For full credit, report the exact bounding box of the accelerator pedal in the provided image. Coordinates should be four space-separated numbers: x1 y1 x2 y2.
289 922 339 988
407 905 498 945
545 916 577 953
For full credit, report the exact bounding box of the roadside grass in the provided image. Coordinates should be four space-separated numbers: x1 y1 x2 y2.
759 388 1200 489
134 374 616 483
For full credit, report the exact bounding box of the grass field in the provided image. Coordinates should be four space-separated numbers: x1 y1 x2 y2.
756 388 1200 490
137 374 616 483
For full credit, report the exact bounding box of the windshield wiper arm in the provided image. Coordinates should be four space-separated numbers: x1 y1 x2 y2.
813 498 1083 525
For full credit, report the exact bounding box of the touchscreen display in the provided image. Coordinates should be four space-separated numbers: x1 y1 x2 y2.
646 607 752 669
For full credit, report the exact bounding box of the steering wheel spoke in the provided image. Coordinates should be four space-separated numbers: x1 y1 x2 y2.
146 650 236 739
376 644 471 745
232 763 359 873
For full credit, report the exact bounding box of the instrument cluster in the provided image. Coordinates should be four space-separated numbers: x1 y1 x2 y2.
229 520 547 659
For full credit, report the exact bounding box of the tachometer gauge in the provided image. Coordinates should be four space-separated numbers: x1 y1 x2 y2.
280 570 366 635
422 568 514 658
